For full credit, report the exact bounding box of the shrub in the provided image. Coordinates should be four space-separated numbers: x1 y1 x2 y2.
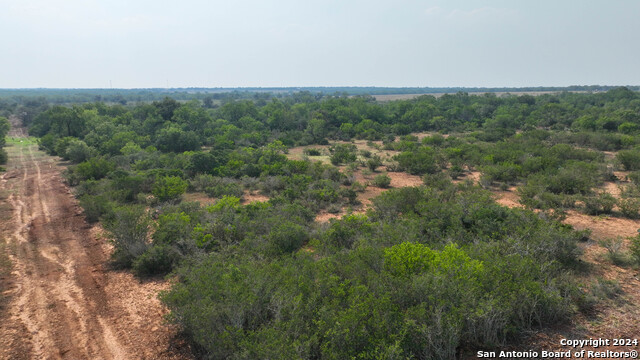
599 238 629 266
582 194 616 215
79 194 113 223
155 127 201 152
350 181 367 193
322 214 371 250
329 144 357 165
630 235 640 264
75 157 115 180
267 222 308 254
394 148 438 175
54 136 76 158
546 163 599 195
303 148 322 156
617 149 640 171
448 164 464 179
65 139 93 163
104 205 151 268
482 162 521 184
373 173 392 188
628 171 640 186
339 187 358 204
384 242 484 279
153 212 192 246
204 182 244 199
132 244 180 277
190 174 217 192
590 278 622 300
366 155 382 171
423 172 454 190
110 173 145 203
152 175 188 202
38 134 58 154
618 198 640 219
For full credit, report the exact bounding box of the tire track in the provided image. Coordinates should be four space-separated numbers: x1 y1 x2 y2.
1 138 192 360
1 141 129 359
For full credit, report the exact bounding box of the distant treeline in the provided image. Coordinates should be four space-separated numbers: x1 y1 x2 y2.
0 85 636 106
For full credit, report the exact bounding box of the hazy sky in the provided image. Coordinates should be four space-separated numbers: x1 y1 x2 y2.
1 0 639 88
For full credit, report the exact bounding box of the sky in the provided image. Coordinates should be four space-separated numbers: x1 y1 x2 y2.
1 0 639 88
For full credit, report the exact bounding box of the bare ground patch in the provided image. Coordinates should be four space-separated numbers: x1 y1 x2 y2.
492 186 524 208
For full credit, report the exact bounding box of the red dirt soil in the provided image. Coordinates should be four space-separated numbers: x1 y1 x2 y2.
0 140 192 359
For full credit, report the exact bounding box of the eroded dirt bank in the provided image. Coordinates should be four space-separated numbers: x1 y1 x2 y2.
0 138 191 359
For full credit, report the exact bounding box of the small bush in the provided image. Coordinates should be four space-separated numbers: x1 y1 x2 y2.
267 222 308 254
482 162 521 184
339 187 358 204
359 149 372 158
599 238 629 266
350 181 367 193
423 172 454 190
38 134 57 154
628 171 640 186
448 164 464 179
79 194 113 223
152 176 188 202
190 174 217 192
582 194 617 215
590 278 622 300
600 194 617 213
329 144 357 165
394 148 439 175
618 198 640 219
385 162 401 172
75 157 116 180
630 235 640 264
132 244 180 277
104 205 151 268
366 155 382 172
204 182 244 198
373 173 392 188
303 148 322 156
617 149 640 171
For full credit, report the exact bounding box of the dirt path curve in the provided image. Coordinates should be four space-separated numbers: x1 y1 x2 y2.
0 134 191 359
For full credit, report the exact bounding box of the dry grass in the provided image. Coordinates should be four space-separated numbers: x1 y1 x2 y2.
183 192 216 205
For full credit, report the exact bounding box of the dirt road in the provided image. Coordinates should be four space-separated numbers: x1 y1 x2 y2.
0 136 191 359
